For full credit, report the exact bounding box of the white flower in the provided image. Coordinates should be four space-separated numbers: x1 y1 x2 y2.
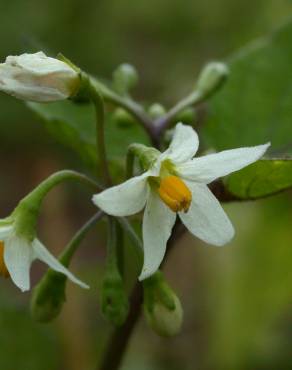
0 220 88 292
0 51 80 102
93 123 270 280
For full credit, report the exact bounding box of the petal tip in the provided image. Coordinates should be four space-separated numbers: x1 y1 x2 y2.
138 268 154 281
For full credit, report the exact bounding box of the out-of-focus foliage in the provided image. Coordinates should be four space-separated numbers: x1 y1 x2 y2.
28 101 149 172
0 289 59 370
203 20 292 154
226 159 292 199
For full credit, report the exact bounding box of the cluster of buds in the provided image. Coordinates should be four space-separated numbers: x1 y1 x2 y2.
0 51 270 337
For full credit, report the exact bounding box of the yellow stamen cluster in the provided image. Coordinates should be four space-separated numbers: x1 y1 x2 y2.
158 175 192 213
0 241 9 278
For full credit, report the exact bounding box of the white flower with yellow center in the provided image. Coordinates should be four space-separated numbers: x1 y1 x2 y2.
93 123 270 280
0 51 80 102
0 220 88 292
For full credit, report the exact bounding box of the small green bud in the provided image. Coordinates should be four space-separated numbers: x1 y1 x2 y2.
175 107 196 124
143 271 183 337
148 103 166 119
101 273 129 326
197 62 229 97
113 63 139 95
113 108 136 127
30 270 67 322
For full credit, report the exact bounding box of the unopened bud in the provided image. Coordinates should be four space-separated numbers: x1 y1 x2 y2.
30 270 66 322
113 108 136 127
148 103 166 119
0 52 80 102
101 273 129 326
113 63 138 95
175 107 196 124
197 62 228 97
143 271 183 337
144 294 183 337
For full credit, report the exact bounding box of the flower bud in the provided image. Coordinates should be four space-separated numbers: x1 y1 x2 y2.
101 273 129 326
144 293 183 337
30 270 67 322
148 103 166 119
113 108 136 127
113 63 138 95
175 107 196 124
196 62 229 97
143 271 183 337
0 51 80 102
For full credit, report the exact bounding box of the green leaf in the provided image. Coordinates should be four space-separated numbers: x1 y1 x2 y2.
27 100 149 172
202 20 292 155
202 21 292 198
225 159 292 199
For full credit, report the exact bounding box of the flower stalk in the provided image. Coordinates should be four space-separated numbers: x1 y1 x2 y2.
101 217 129 326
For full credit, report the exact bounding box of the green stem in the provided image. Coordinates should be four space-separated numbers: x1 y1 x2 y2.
117 217 143 255
14 170 101 240
106 217 119 273
99 221 185 370
60 211 104 267
20 170 100 208
87 82 111 185
91 77 154 138
116 222 124 277
154 90 203 135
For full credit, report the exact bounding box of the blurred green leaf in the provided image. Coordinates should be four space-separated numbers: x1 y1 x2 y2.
27 100 149 171
0 291 58 370
225 159 292 199
203 20 292 155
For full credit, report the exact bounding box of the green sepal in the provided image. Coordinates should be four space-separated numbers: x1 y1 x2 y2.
12 196 41 242
143 271 183 337
128 143 160 171
101 272 129 327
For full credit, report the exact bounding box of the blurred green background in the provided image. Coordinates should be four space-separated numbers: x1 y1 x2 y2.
0 1 292 370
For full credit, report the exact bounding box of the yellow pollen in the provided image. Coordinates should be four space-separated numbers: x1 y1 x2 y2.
0 241 9 278
158 175 192 213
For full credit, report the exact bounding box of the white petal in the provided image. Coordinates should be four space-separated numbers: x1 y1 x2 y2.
92 172 150 216
4 235 34 292
178 143 270 183
179 183 234 246
0 225 13 240
0 52 79 102
32 240 89 289
139 191 176 280
162 122 199 163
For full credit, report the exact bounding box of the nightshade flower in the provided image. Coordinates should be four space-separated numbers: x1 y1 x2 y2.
0 219 88 292
0 51 80 102
93 123 270 280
